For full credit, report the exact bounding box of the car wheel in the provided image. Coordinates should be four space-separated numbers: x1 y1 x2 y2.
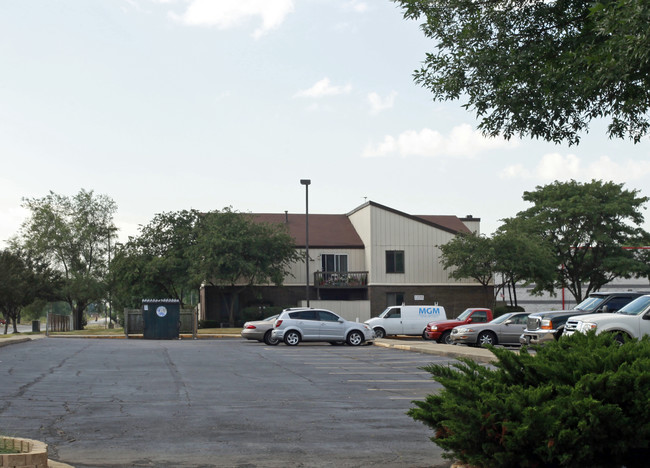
347 330 364 346
284 330 301 346
263 330 279 346
439 330 452 344
422 329 431 340
478 331 497 347
613 332 627 345
373 328 386 339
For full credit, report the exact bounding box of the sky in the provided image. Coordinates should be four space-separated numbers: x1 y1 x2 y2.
2 0 650 248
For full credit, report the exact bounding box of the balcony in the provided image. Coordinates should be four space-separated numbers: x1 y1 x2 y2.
314 271 368 289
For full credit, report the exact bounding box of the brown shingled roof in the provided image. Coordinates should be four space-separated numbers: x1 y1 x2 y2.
415 215 472 234
252 213 364 248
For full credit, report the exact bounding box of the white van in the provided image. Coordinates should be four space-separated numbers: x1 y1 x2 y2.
365 305 447 338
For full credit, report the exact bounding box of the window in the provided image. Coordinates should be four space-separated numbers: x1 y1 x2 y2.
290 310 318 320
384 308 401 319
321 254 348 272
386 292 404 307
318 310 341 322
604 297 636 313
386 250 404 274
511 314 528 325
471 311 488 323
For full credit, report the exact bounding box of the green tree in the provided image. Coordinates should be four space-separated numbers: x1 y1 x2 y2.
0 248 60 334
492 220 557 307
509 180 649 303
110 210 202 311
14 189 117 330
191 208 300 327
394 0 650 144
439 233 495 307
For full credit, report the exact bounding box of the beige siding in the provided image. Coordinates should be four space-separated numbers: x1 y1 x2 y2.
366 205 478 286
348 205 373 281
462 219 481 234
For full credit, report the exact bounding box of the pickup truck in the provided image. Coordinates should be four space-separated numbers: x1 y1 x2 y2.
564 294 650 342
519 291 644 346
423 308 493 344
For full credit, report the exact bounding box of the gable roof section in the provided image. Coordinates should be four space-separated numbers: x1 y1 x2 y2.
347 201 473 235
253 201 474 248
252 213 364 249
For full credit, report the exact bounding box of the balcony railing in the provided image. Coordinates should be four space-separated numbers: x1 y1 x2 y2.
314 271 368 288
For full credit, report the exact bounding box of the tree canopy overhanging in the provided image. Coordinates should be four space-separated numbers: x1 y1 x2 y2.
393 0 650 145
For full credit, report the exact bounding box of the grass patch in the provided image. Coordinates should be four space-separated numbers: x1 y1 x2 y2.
50 328 125 336
0 447 18 454
197 328 240 334
45 327 242 336
0 332 43 339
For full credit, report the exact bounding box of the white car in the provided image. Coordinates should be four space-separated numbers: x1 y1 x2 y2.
272 308 375 346
564 295 650 342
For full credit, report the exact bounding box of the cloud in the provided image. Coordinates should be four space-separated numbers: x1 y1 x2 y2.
294 78 352 98
343 1 369 13
368 91 396 114
168 0 294 38
499 164 531 180
499 153 650 183
362 124 519 158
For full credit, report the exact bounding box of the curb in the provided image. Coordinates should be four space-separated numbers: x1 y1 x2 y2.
374 339 498 363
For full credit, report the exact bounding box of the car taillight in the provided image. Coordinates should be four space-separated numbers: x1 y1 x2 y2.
275 320 283 327
245 325 256 329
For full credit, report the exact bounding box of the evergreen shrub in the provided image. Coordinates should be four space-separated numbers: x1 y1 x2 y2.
493 304 525 317
409 332 650 467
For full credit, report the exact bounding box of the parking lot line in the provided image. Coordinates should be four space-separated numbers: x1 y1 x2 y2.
348 379 431 383
330 371 429 375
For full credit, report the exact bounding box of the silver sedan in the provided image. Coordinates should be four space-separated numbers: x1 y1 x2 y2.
450 312 530 347
241 314 280 345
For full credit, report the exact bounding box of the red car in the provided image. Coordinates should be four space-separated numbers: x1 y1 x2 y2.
424 308 493 344
0 318 6 325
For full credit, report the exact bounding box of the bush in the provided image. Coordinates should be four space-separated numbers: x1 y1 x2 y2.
409 332 650 467
198 320 221 329
240 306 284 323
493 304 525 318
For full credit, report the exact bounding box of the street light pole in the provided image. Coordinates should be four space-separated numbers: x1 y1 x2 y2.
300 179 311 307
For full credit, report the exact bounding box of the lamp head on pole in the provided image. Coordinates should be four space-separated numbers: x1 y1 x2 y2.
300 179 311 186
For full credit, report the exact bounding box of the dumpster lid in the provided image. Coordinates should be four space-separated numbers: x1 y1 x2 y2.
141 299 180 303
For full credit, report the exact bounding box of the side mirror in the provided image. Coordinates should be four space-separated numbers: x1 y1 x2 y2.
599 305 609 313
467 318 473 323
504 320 513 325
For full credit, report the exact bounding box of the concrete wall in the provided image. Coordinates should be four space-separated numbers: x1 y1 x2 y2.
297 300 371 322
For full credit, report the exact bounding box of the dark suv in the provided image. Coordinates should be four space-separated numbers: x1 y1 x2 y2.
519 291 645 346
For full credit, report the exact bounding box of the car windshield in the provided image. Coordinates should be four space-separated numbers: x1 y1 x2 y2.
456 309 473 320
616 296 650 316
489 313 512 325
378 308 395 318
575 296 605 311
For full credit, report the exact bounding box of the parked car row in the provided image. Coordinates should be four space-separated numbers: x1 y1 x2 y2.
519 291 644 345
241 308 375 347
241 293 650 349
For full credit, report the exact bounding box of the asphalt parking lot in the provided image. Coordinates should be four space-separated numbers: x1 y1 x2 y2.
0 337 461 467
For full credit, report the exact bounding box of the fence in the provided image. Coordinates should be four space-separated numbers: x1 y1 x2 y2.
124 308 198 339
46 313 73 334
